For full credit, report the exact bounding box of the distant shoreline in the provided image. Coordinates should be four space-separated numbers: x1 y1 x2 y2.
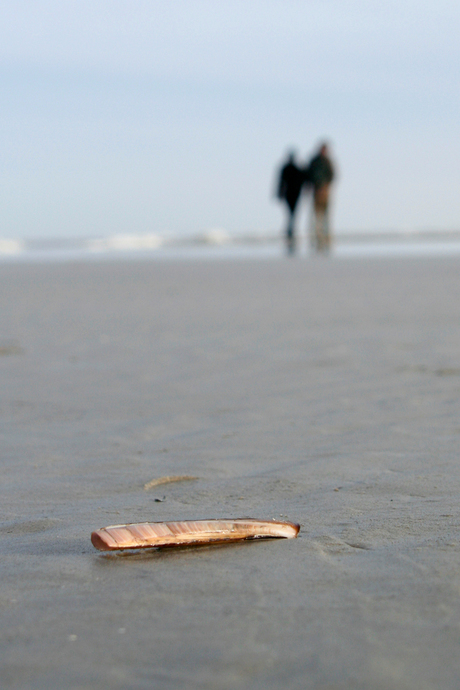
1 230 460 264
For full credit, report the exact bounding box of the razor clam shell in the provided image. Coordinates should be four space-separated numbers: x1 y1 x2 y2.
91 518 300 551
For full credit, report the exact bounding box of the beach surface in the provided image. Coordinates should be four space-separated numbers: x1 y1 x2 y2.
1 253 460 689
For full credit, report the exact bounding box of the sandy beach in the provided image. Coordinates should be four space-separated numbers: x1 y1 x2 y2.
1 253 460 689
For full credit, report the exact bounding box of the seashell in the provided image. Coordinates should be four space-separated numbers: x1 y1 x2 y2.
91 518 300 551
143 475 198 491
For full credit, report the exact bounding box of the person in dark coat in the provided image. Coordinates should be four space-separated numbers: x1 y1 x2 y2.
306 143 335 252
277 152 304 253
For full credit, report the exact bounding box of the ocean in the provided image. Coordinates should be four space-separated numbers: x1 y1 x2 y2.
1 230 460 263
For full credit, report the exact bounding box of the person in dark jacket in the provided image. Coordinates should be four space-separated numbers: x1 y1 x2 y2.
277 152 304 253
306 143 335 252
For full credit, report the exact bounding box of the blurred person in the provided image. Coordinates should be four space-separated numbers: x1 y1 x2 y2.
276 151 304 253
306 143 335 252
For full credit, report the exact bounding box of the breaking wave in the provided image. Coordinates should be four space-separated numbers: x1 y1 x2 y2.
0 229 279 262
0 239 25 255
87 233 163 252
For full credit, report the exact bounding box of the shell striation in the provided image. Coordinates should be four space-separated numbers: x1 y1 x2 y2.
91 518 300 551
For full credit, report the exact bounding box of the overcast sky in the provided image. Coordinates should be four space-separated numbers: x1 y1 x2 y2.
1 1 459 239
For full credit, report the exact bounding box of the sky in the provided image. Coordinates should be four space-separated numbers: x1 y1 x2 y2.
1 0 459 239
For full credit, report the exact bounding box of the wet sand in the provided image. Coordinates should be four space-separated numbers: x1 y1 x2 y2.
1 254 460 689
